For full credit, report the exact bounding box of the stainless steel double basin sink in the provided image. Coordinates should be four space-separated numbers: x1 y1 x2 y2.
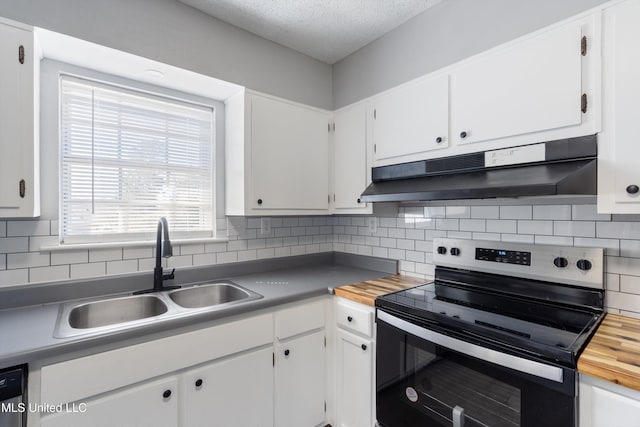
54 281 263 338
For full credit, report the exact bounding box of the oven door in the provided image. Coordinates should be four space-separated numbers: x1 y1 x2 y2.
376 310 576 427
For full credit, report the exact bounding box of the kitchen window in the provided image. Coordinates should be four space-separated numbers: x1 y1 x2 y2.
59 75 215 244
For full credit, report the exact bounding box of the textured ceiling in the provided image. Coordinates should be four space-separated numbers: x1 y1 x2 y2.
178 0 443 64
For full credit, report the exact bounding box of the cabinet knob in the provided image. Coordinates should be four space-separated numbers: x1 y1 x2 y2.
347 316 353 322
627 185 640 195
284 349 290 356
460 131 468 139
257 198 263 205
361 344 367 351
436 137 443 144
163 390 172 399
195 379 203 388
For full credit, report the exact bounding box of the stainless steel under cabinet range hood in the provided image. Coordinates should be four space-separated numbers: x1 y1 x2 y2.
359 135 597 203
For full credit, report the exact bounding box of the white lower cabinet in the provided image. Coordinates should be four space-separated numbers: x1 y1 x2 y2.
580 374 640 427
183 347 274 427
40 376 179 427
34 298 330 427
275 330 326 427
333 297 376 427
336 329 373 427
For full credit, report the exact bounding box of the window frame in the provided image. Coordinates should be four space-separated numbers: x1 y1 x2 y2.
57 72 218 245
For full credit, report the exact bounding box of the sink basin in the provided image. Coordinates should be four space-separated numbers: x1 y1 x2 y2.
68 295 168 329
169 282 260 309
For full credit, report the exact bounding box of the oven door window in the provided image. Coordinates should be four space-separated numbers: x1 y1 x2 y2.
377 319 574 427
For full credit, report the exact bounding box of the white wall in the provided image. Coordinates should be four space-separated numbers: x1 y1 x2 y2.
332 0 610 108
0 0 332 109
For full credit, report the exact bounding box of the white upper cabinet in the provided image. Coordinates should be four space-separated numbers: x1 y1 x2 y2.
370 73 449 167
450 14 599 153
0 20 39 217
331 102 372 213
598 0 640 213
226 91 330 216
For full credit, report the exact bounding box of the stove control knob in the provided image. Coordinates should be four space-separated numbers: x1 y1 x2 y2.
450 247 461 256
577 259 592 271
553 257 568 268
437 246 447 255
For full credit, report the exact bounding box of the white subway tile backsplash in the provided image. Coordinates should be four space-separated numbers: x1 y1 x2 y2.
533 205 571 220
500 234 534 244
414 218 435 230
380 238 397 248
396 218 415 229
436 219 459 231
29 236 59 252
290 245 307 256
365 236 380 247
553 221 595 238
518 220 553 235
0 254 5 270
71 262 105 279
372 247 388 258
534 235 573 246
405 229 425 240
106 260 138 275
0 269 28 286
0 237 29 253
574 238 619 256
388 249 406 260
397 239 415 250
217 251 238 264
351 235 365 245
89 248 123 262
123 247 153 259
472 232 501 241
486 220 517 234
606 256 640 276
299 217 313 227
620 275 640 294
573 204 611 221
167 255 193 268
274 247 291 258
238 250 257 262
460 219 485 232
388 228 405 239
248 239 266 250
193 253 216 266
30 265 69 283
0 222 5 237
415 240 432 253
357 245 373 256
606 273 620 291
424 207 446 218
7 220 50 237
620 240 640 258
598 222 640 240
227 240 248 251
470 206 500 219
257 248 276 259
406 251 426 263
446 206 470 218
180 243 205 255
8 252 49 269
500 205 532 220
447 231 472 239
51 250 88 265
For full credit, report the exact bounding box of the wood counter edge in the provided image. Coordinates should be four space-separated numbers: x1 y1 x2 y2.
333 274 425 306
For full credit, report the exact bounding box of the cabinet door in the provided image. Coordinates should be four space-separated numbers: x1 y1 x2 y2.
275 330 325 427
336 329 374 427
184 347 274 427
40 377 178 427
451 19 584 147
598 0 640 212
0 22 38 216
251 94 329 211
332 103 371 213
580 381 640 427
371 73 449 167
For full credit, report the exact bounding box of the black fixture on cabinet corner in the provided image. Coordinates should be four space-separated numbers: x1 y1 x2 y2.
135 217 180 294
360 134 597 203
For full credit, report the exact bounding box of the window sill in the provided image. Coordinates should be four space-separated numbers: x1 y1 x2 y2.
40 237 230 252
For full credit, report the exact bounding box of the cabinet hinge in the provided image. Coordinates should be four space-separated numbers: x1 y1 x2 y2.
18 45 24 64
19 179 25 198
581 93 588 114
581 36 587 56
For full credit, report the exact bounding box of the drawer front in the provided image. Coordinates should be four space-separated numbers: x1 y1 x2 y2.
336 299 373 337
276 299 326 340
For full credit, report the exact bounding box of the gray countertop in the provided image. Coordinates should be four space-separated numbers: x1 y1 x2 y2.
0 253 396 369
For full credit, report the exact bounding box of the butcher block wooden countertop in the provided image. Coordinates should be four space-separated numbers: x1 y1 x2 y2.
333 274 425 306
578 313 640 391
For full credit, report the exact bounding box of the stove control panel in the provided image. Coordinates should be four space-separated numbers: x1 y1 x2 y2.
475 247 531 266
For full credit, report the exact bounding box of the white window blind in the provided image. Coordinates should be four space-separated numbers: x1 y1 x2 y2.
60 75 215 243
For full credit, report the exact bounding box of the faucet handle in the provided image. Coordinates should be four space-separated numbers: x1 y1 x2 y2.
163 268 175 280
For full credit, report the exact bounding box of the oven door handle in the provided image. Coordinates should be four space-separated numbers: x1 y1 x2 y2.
377 310 564 383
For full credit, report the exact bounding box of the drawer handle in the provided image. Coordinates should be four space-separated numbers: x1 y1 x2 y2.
284 349 290 356
361 344 367 351
163 390 172 399
195 379 203 388
347 316 353 322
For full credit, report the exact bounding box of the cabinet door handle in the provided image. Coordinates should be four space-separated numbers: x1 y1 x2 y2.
284 349 290 356
347 316 353 322
361 344 367 351
195 379 203 388
460 131 468 139
627 185 639 195
18 45 24 64
257 198 263 205
163 390 172 399
19 180 25 198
